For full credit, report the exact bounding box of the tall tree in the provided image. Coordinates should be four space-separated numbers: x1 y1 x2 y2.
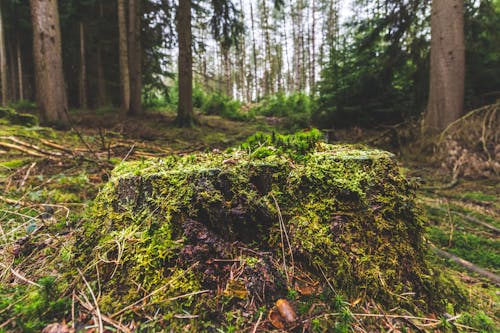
177 0 195 126
118 0 130 113
0 0 7 105
79 21 87 109
128 0 142 116
30 0 68 127
424 0 465 134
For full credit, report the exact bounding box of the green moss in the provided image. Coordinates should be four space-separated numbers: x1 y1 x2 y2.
0 159 30 170
72 133 465 330
0 107 38 126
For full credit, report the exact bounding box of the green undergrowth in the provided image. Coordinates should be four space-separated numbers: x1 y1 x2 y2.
70 131 467 330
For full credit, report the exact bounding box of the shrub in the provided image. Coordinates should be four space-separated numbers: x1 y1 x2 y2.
251 92 313 130
201 93 253 121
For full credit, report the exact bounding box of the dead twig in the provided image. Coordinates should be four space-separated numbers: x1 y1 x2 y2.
19 162 36 188
39 139 75 155
271 194 295 285
0 141 55 160
429 243 500 285
110 262 199 319
251 311 263 333
77 268 104 333
0 262 42 287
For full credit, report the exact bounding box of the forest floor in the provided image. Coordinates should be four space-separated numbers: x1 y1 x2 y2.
0 109 498 332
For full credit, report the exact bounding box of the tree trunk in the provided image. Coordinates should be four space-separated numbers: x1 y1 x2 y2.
79 21 87 109
0 1 7 106
118 0 130 113
30 0 69 127
128 0 142 116
176 0 195 127
222 46 232 98
96 3 106 107
16 32 23 101
310 0 316 93
424 0 465 134
249 2 259 100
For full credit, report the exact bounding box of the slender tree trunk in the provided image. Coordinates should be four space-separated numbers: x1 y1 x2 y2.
177 0 195 127
79 21 87 109
0 1 7 106
424 0 465 134
16 32 23 101
96 3 106 106
237 0 248 102
283 7 292 92
249 2 259 100
261 0 272 96
8 38 16 101
30 0 68 127
128 0 142 116
310 0 316 93
222 46 232 98
118 0 130 113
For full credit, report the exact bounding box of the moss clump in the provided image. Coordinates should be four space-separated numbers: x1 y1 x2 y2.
73 133 464 330
0 107 38 127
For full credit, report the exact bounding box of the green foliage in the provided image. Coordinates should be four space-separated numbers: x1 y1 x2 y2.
464 0 500 108
428 226 500 271
240 129 323 160
316 0 430 128
201 93 253 121
317 0 500 128
0 107 38 126
7 100 37 113
0 277 70 332
252 92 313 130
457 311 497 332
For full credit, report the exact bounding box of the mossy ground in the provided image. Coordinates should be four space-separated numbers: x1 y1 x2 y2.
0 109 497 332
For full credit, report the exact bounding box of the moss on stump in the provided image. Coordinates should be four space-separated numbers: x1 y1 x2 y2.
75 133 463 330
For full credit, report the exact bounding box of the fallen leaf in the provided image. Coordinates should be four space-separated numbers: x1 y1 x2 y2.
42 323 73 333
268 309 285 329
276 299 298 323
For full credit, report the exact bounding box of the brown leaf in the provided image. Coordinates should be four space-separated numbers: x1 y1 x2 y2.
268 309 285 329
42 323 73 333
276 299 298 323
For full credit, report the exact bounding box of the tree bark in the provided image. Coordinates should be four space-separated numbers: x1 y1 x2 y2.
118 0 130 113
424 0 465 134
176 0 195 127
310 0 316 93
30 0 69 127
16 32 23 101
79 21 87 109
222 46 232 98
128 0 142 116
249 2 259 100
96 3 106 107
0 1 7 106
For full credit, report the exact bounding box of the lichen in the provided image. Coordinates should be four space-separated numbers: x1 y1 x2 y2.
72 132 465 330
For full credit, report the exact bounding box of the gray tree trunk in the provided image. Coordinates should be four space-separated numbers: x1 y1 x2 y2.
0 1 7 106
424 0 465 134
30 0 69 127
128 0 142 116
118 0 130 113
176 0 195 127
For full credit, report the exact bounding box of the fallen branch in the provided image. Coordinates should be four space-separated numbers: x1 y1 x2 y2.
39 139 74 155
454 212 500 234
429 243 500 285
1 136 63 157
0 141 55 160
